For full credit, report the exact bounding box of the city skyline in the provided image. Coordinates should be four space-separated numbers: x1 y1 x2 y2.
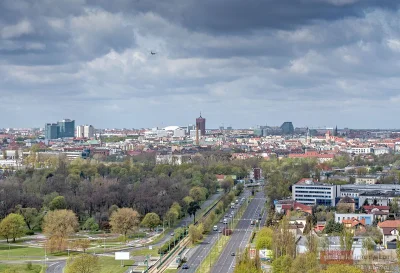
1 1 400 128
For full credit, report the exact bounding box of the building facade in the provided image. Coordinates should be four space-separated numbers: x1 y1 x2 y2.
196 114 206 136
45 123 58 139
292 179 339 206
57 119 75 138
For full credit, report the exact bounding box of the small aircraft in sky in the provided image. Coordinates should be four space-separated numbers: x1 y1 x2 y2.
151 51 157 55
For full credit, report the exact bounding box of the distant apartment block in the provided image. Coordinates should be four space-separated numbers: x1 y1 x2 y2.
355 175 379 185
348 147 372 155
45 119 75 139
76 125 95 138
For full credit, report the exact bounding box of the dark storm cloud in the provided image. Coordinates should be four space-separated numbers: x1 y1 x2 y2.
0 0 400 128
90 0 399 33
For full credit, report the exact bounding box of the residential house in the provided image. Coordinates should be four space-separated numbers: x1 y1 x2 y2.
342 218 366 234
377 220 400 249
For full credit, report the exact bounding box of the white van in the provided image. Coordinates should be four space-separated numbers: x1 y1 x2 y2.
213 225 218 231
223 218 228 224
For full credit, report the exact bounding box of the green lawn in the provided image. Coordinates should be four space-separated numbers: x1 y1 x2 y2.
0 264 44 273
98 256 134 273
164 269 178 273
0 244 45 260
130 247 159 257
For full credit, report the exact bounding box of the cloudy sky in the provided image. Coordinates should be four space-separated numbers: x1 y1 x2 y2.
1 0 400 129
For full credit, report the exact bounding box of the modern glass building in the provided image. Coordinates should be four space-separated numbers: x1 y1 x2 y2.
45 119 75 139
45 123 58 139
57 119 75 138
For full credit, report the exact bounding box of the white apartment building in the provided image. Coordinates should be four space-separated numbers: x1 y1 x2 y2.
76 125 95 138
292 179 339 206
349 147 372 155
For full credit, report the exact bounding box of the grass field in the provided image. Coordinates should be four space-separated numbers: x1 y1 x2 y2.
98 256 134 273
131 247 159 257
0 244 45 260
0 264 44 273
164 269 178 273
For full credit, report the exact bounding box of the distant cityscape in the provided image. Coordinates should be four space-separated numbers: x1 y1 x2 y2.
1 113 400 169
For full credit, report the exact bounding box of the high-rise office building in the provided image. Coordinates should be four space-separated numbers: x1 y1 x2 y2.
196 113 206 136
45 119 75 139
76 125 84 138
45 123 58 139
280 121 294 134
57 119 75 138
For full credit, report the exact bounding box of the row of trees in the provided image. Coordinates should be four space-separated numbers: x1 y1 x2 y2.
0 153 252 232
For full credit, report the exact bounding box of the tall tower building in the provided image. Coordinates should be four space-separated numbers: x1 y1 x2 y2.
76 125 95 138
57 119 75 138
196 113 206 136
76 125 84 138
84 125 95 138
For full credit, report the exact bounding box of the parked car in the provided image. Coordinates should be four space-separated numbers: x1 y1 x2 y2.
182 263 189 269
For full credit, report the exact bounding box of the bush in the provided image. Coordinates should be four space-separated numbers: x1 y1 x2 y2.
26 262 33 270
26 230 35 236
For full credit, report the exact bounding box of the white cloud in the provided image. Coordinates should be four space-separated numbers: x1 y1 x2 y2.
1 19 34 39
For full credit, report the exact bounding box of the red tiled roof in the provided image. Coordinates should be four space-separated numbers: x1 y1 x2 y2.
378 220 400 228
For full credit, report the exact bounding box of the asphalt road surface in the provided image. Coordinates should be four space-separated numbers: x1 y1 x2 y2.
178 190 252 273
124 191 223 273
46 260 66 273
211 190 266 273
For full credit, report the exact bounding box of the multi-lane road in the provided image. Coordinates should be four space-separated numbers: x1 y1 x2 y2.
211 190 266 273
179 188 265 273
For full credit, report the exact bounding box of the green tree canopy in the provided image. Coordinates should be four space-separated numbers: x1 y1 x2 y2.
0 213 26 242
141 213 160 231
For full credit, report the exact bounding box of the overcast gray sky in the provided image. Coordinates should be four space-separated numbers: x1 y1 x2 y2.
1 0 400 129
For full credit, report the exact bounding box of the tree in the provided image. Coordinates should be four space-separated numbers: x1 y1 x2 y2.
165 208 179 228
49 196 67 210
72 239 91 253
188 224 202 244
340 229 354 251
221 178 234 193
189 187 207 202
272 255 293 273
187 201 201 224
255 227 274 250
321 264 362 273
82 218 99 232
109 208 140 239
16 206 39 231
65 254 100 273
42 210 79 252
141 213 160 231
0 213 26 242
323 219 343 234
289 252 319 273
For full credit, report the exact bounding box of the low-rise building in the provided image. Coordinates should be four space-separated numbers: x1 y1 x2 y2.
377 220 400 249
292 178 339 206
334 213 374 225
355 175 379 185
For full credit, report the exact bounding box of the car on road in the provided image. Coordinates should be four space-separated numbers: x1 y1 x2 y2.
182 263 189 269
231 252 235 256
213 225 218 231
218 229 222 233
170 232 175 236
